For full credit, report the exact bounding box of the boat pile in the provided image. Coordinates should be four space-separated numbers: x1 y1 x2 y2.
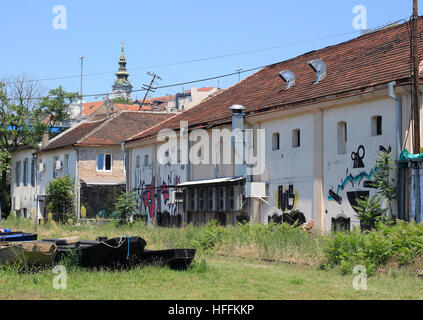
0 231 196 270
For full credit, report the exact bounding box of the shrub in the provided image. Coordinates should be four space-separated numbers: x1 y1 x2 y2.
114 191 137 222
47 176 74 223
192 220 227 252
323 221 423 275
353 195 386 231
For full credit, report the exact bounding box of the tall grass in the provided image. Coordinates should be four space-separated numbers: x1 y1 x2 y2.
2 217 325 265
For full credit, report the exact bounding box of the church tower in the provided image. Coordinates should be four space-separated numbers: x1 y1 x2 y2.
112 42 133 101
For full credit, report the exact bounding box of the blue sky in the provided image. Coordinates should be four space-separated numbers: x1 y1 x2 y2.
0 0 418 102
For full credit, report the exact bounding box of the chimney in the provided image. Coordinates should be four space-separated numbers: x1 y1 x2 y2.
229 105 246 178
42 131 49 148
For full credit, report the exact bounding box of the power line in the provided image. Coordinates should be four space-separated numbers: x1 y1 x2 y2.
3 30 365 86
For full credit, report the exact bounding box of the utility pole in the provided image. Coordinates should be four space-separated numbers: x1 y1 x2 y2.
139 72 162 110
79 56 85 122
412 0 421 153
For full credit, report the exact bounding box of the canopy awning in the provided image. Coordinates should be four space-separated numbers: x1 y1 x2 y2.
176 177 245 188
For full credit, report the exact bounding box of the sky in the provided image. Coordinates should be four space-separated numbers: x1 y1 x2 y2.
0 0 419 102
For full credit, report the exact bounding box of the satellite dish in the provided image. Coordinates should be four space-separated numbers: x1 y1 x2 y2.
279 70 296 90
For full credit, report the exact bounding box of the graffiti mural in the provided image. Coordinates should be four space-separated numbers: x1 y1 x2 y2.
277 184 298 212
133 163 184 224
328 145 391 213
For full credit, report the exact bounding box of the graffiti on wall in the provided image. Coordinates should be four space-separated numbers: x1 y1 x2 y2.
133 172 181 223
276 184 298 212
328 145 391 212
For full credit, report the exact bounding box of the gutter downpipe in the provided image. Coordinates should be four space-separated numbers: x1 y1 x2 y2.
388 81 405 220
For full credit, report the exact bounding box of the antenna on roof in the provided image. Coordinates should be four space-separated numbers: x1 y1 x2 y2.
279 70 296 90
309 60 327 84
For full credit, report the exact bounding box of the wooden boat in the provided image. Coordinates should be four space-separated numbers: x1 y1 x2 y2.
20 242 57 266
0 232 37 242
43 236 147 268
140 249 196 270
0 241 56 266
0 244 25 265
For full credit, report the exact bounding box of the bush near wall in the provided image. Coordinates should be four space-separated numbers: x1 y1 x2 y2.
323 221 423 275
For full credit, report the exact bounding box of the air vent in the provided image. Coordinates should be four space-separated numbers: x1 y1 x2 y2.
309 60 327 84
279 70 295 90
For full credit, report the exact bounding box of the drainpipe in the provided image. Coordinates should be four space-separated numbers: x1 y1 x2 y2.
229 105 246 179
388 81 405 219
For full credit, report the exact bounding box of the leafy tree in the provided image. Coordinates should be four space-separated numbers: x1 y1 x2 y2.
47 175 75 223
35 86 80 132
0 75 45 217
372 151 397 217
112 97 133 105
114 191 138 222
0 75 80 218
353 195 387 231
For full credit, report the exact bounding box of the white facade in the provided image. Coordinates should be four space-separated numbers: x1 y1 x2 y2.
126 87 412 231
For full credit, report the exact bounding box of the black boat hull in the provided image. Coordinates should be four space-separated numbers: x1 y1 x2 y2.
141 249 196 270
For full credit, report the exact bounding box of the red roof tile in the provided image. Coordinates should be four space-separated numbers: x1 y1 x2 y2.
39 111 173 152
126 20 422 143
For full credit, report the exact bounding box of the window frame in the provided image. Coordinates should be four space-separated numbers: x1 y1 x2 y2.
292 129 301 148
272 132 280 151
97 153 113 172
337 121 347 155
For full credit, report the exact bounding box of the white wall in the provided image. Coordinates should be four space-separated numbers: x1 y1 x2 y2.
323 97 397 230
10 149 37 217
36 147 77 196
258 113 315 223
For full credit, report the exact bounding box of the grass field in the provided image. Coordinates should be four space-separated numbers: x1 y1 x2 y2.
0 217 422 300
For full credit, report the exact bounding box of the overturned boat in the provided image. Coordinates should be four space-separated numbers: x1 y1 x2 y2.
141 249 197 270
42 236 196 270
43 236 147 268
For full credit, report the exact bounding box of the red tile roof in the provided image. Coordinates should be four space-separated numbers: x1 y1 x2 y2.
126 20 422 143
39 111 173 152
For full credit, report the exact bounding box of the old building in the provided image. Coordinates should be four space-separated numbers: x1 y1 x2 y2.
124 20 423 231
10 111 172 220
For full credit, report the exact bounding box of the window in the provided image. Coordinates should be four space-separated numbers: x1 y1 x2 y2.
292 129 300 148
64 154 69 176
337 121 347 155
31 159 36 187
371 116 382 136
144 155 149 167
97 153 112 171
136 155 141 169
23 159 28 186
53 156 58 178
15 161 21 187
272 133 280 151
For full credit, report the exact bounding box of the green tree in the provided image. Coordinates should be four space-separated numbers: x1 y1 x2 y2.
115 191 138 222
353 195 387 231
0 76 80 218
0 75 45 217
112 97 132 105
372 151 397 217
35 86 80 133
47 175 75 223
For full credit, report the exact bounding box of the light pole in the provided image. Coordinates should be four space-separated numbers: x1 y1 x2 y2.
79 56 85 122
